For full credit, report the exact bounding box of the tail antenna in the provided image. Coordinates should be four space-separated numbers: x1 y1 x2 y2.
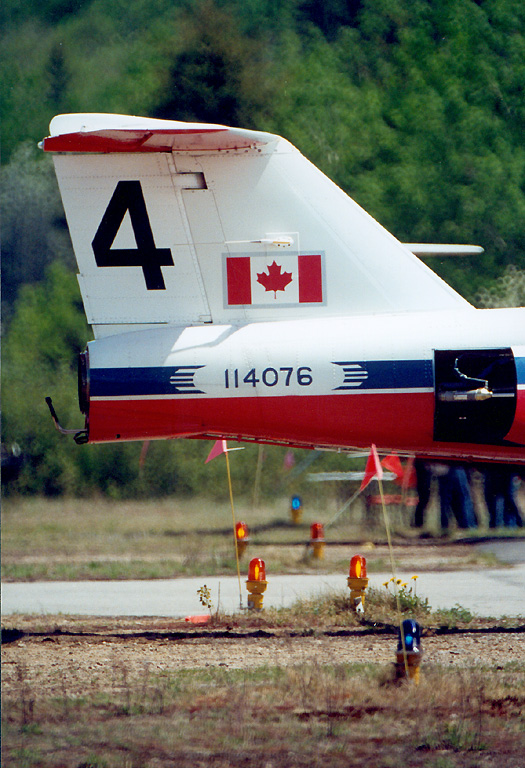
45 397 88 444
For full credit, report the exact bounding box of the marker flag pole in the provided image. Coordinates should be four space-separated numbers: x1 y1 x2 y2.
364 444 409 677
325 487 362 528
138 440 150 469
326 446 383 528
205 439 243 609
224 446 243 609
252 444 264 511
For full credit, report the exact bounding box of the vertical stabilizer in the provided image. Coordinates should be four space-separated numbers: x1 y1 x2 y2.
43 113 471 337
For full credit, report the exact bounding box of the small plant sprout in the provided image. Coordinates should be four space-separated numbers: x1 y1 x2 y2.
383 574 429 614
197 584 213 616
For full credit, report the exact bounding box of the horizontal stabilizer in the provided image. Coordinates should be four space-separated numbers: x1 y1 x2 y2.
405 244 484 257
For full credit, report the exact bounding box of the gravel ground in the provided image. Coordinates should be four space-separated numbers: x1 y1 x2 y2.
3 624 525 701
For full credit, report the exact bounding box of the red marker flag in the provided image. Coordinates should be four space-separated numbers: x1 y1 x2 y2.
381 452 404 485
360 444 383 492
402 455 417 489
205 439 228 464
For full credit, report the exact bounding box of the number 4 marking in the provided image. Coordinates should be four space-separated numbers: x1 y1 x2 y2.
92 180 174 290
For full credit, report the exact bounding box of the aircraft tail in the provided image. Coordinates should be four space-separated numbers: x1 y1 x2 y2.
42 113 472 337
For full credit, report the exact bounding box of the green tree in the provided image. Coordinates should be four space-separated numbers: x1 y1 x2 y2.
1 144 75 324
2 262 91 494
154 0 272 127
46 42 71 109
477 265 525 308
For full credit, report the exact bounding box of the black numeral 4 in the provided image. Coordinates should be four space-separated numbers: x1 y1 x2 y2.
92 180 173 290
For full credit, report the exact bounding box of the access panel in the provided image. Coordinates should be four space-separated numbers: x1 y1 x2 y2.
434 348 516 444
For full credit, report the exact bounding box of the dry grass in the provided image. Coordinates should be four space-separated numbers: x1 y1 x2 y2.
3 489 524 766
3 585 524 767
2 496 514 582
3 657 524 767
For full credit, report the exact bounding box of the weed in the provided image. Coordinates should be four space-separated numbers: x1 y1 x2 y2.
3 660 524 767
78 755 109 768
8 748 42 767
19 723 42 736
433 758 456 768
197 584 213 615
435 603 474 627
15 664 34 726
381 576 430 614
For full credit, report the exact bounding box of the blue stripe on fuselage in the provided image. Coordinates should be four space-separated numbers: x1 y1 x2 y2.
332 359 433 390
90 359 434 397
90 365 205 396
515 356 525 385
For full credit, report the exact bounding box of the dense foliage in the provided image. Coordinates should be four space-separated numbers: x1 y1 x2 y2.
2 0 524 495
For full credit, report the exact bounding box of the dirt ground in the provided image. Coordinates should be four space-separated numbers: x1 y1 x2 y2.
3 619 525 702
3 539 524 709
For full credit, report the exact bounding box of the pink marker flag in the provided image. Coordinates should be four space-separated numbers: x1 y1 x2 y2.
359 444 384 492
205 439 228 464
283 450 296 470
138 440 150 469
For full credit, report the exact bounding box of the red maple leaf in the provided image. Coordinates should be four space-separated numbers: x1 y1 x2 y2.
257 261 293 297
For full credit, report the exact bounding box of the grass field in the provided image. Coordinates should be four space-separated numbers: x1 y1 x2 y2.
3 494 525 767
3 658 524 768
3 586 525 768
2 493 517 582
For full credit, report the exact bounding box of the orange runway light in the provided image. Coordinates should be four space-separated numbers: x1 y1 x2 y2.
347 554 369 612
248 557 265 581
235 521 250 557
310 522 325 559
246 557 268 610
349 555 367 579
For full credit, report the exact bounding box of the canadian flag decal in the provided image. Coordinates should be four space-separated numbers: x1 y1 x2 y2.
226 253 323 306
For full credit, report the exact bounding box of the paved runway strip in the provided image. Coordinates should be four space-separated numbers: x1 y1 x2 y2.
2 566 524 618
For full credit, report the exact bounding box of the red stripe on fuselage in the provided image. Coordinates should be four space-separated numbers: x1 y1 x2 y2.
87 391 525 462
505 388 525 445
88 391 431 447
